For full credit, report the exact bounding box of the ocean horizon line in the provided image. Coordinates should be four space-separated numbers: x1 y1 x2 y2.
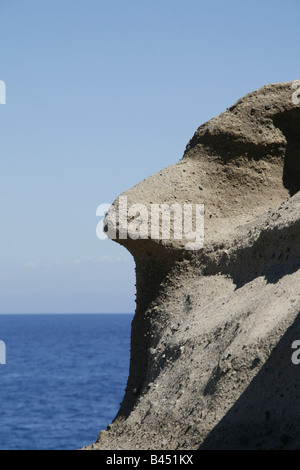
0 312 134 315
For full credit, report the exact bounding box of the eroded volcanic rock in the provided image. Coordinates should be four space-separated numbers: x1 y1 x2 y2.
88 81 300 450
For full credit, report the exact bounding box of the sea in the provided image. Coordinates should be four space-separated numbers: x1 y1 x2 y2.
0 313 133 450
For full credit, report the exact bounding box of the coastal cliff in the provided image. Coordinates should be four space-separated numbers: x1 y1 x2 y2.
88 81 300 450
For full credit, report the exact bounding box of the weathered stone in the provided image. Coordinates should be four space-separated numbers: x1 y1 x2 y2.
86 81 300 450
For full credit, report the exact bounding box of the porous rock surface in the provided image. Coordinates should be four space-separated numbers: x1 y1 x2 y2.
87 81 300 450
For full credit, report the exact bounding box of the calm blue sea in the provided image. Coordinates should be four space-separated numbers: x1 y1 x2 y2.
0 313 133 450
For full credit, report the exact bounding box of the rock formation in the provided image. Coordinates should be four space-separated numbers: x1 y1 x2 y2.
88 81 300 449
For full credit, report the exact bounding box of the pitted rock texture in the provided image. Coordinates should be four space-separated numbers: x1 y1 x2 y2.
86 81 300 450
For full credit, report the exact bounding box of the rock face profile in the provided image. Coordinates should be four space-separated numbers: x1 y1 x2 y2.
89 81 300 449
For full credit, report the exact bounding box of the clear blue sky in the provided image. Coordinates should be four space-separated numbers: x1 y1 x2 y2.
0 0 299 313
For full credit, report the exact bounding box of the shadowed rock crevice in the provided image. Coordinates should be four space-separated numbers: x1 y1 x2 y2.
272 108 300 195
